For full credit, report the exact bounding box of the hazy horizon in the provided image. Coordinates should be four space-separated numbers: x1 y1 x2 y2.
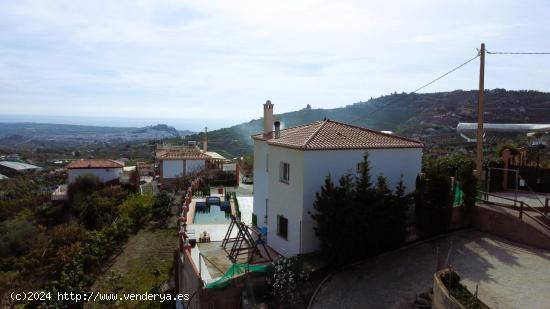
0 114 244 131
3 86 550 131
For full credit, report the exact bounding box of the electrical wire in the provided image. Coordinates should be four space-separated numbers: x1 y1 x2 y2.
486 50 550 55
349 52 480 124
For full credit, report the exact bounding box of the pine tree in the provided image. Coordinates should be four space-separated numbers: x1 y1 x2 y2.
356 152 372 194
390 175 409 248
312 154 412 265
312 175 339 262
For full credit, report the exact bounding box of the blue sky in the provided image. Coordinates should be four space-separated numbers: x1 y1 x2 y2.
1 0 550 130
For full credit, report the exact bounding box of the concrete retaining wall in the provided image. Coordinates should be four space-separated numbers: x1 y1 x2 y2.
176 250 202 309
472 204 550 251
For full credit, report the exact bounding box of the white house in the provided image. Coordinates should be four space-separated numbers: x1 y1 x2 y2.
252 101 424 257
66 159 124 184
155 144 227 188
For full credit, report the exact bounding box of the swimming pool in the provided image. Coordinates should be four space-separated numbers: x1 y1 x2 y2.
193 205 231 224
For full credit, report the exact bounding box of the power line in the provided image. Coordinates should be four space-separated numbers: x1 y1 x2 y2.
487 50 550 55
410 53 480 93
349 52 480 124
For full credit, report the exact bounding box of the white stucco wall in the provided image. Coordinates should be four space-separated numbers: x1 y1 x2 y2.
68 168 123 184
252 140 269 230
163 160 184 179
300 148 423 254
185 160 205 173
266 145 305 257
253 141 423 257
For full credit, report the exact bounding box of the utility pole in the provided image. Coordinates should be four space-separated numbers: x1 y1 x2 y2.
203 126 208 152
476 43 485 180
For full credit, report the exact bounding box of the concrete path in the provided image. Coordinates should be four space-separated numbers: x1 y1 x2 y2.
488 191 550 208
310 230 550 309
225 180 254 197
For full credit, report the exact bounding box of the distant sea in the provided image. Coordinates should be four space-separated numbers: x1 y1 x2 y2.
0 115 245 131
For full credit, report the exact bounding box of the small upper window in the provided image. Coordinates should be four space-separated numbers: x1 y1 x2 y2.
279 162 290 184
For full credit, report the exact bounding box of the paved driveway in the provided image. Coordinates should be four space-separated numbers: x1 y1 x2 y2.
488 191 550 208
310 230 550 309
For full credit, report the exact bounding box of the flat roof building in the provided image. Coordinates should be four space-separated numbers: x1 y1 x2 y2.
0 161 42 177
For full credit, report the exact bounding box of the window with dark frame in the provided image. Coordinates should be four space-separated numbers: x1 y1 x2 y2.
277 215 288 240
279 162 290 183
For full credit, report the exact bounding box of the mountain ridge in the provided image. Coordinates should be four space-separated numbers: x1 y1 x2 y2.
0 122 194 148
180 89 550 157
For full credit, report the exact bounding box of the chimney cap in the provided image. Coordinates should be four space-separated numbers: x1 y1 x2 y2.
274 120 281 139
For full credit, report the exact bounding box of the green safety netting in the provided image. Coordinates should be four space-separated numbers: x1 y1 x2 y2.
205 263 272 289
453 183 464 207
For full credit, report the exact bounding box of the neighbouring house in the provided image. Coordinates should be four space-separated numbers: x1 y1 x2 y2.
66 159 124 184
120 166 138 186
252 101 424 257
0 161 42 177
137 161 154 176
51 184 68 201
155 144 228 188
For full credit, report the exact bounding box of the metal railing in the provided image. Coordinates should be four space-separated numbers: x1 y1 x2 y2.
478 190 550 233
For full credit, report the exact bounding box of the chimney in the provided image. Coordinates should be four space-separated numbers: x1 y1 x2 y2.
274 120 281 139
203 127 208 152
263 100 274 137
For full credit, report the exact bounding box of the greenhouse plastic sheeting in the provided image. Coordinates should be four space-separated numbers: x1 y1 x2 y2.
205 263 272 289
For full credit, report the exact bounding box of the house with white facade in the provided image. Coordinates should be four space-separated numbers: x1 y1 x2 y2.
156 144 227 188
66 159 124 184
252 101 424 257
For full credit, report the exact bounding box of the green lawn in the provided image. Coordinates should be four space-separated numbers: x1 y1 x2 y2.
88 227 179 309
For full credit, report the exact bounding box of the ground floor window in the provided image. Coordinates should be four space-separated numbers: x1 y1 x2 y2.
277 215 288 240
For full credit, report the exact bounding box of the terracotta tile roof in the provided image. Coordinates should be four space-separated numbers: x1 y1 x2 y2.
66 159 124 169
156 147 210 160
252 120 424 150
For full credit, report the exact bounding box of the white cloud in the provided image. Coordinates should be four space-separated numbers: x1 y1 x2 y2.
0 0 549 129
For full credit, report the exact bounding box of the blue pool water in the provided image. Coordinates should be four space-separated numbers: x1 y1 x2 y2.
193 205 231 224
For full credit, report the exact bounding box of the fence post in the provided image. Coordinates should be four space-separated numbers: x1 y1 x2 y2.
519 202 524 220
199 253 202 278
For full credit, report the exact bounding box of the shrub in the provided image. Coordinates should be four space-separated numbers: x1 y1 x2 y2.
0 218 38 257
68 175 102 206
271 257 310 307
460 161 477 216
151 191 173 227
120 194 154 230
441 271 489 309
415 173 453 235
76 192 121 230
